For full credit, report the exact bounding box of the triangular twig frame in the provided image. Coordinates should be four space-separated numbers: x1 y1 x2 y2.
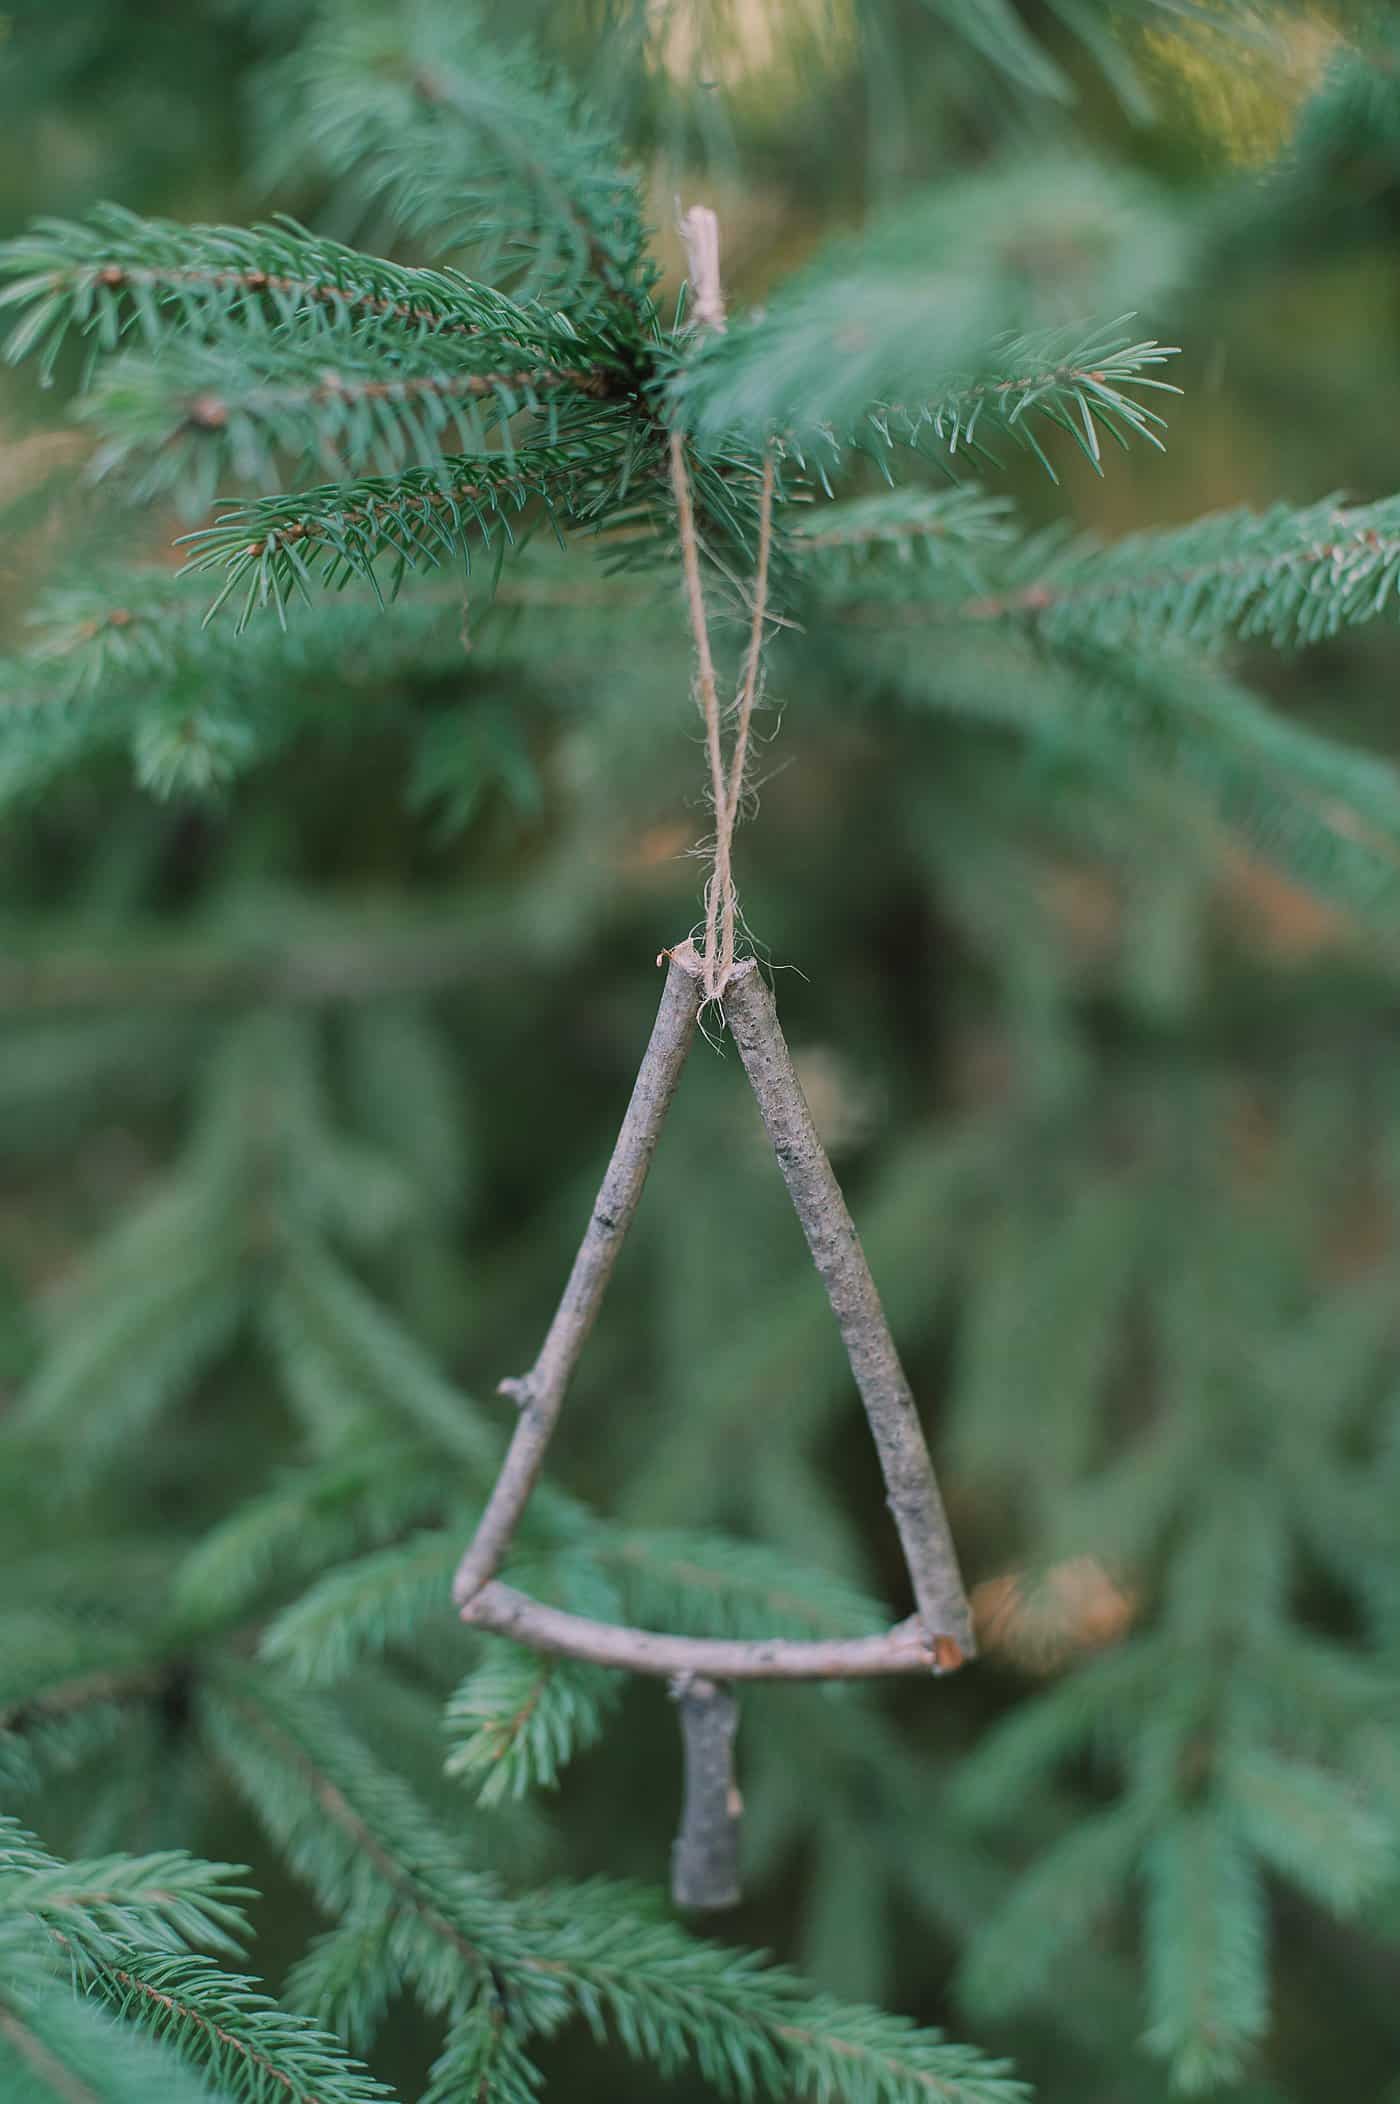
453 941 975 1671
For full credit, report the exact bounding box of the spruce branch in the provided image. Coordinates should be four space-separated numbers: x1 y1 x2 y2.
261 1530 467 1686
179 443 608 625
0 1662 169 1739
271 1235 498 1469
175 1437 450 1631
0 901 506 1015
443 1644 620 1804
671 270 1177 474
595 1526 889 1644
953 494 1400 650
0 1824 388 2104
421 1994 544 2104
259 0 652 317
0 1819 251 1965
1144 1812 1269 2095
789 485 1018 571
842 626 1400 927
80 331 620 511
203 1672 1027 2103
92 1952 392 2104
0 1708 132 1804
0 207 593 383
0 1987 212 2104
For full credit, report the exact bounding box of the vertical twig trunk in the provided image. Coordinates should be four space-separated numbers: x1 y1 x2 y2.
670 1675 742 1910
453 953 702 1606
723 965 975 1659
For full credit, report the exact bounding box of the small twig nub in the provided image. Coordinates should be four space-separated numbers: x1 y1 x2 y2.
670 1675 742 1910
680 206 727 335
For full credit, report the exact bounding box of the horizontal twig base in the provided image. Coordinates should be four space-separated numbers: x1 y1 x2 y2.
459 1582 967 1680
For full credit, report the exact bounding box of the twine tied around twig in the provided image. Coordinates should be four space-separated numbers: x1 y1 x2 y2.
670 207 776 1002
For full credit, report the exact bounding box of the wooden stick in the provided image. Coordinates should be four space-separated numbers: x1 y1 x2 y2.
452 950 702 1607
670 1676 742 1910
723 964 976 1657
459 1582 964 1679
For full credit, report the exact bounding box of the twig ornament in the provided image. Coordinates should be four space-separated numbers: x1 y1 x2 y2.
455 950 974 1904
454 213 974 1910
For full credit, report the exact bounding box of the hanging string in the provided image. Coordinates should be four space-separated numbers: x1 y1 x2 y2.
725 450 775 847
670 206 775 1000
669 429 734 1001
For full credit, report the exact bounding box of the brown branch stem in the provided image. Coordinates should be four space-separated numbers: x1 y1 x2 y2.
723 964 975 1656
91 259 490 341
451 949 703 1607
0 1662 167 1735
104 1967 322 2104
459 1583 961 1678
203 363 608 433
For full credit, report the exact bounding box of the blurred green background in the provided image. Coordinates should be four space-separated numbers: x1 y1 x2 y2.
7 4 1400 2100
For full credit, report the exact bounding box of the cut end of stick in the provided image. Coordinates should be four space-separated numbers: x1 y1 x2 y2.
663 936 756 995
680 205 727 336
670 1674 743 1911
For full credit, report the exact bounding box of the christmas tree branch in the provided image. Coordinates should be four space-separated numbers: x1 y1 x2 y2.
0 209 587 379
451 950 703 1608
0 1995 102 2104
833 494 1400 651
180 447 594 621
84 333 615 489
0 908 508 1013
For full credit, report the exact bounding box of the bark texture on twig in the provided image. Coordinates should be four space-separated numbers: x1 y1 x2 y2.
459 1582 962 1678
670 1676 742 1910
451 950 703 1606
723 964 976 1657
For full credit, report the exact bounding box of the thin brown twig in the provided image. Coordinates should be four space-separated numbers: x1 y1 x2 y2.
451 948 703 1608
723 963 975 1656
459 1582 962 1678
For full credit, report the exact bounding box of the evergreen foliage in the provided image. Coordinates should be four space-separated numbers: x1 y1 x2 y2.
7 2 1400 2102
